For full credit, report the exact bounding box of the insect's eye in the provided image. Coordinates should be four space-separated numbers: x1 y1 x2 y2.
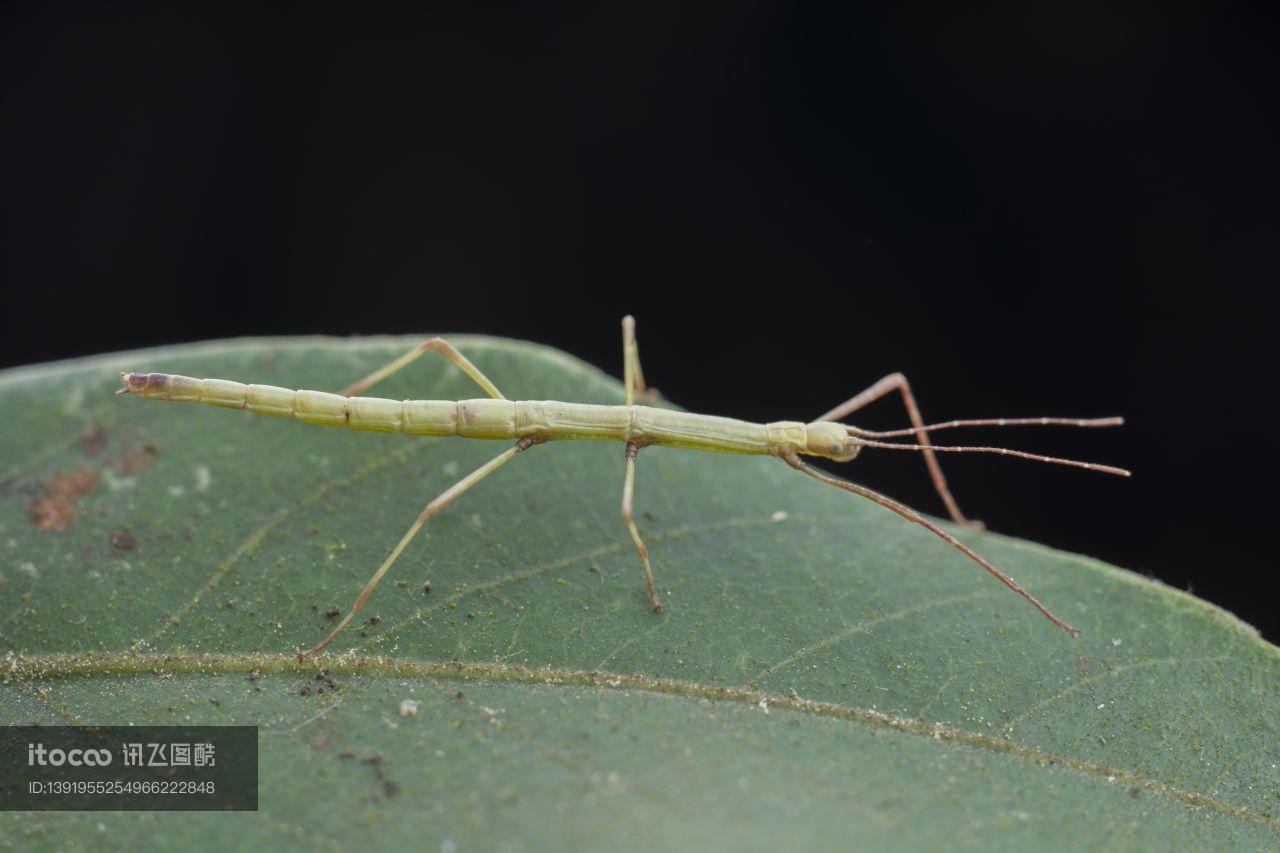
831 444 843 455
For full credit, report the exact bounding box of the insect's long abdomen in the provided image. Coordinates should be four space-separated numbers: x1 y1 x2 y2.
121 372 479 436
120 372 640 443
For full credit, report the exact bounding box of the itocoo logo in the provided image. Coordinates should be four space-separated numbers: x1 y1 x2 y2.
27 743 113 766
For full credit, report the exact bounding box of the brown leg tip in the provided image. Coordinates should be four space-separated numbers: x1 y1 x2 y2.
652 600 663 613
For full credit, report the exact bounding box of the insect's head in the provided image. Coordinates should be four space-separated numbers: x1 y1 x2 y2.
802 422 862 462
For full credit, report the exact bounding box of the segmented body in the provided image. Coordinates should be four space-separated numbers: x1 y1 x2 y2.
119 372 852 459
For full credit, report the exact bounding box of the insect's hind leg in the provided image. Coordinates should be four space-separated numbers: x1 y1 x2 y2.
817 373 980 530
297 439 535 659
620 442 662 611
341 337 505 399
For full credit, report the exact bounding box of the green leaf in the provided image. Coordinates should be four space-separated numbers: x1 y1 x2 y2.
2 336 1277 850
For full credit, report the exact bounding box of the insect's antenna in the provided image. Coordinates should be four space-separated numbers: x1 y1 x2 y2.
847 433 1131 477
781 453 1080 636
849 416 1123 439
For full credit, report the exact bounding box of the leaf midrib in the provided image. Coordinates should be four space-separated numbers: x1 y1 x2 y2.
4 649 1276 829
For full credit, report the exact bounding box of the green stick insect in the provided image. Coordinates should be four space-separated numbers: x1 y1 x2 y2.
117 317 1127 658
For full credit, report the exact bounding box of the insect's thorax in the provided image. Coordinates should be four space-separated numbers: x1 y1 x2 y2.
512 401 791 456
538 403 847 460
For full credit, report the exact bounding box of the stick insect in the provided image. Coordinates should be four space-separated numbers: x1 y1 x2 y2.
117 317 1127 659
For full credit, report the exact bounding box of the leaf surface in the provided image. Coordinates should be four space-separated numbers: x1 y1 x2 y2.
2 337 1276 850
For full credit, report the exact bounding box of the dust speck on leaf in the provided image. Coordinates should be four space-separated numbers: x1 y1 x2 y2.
27 467 100 532
360 754 398 797
337 753 396 799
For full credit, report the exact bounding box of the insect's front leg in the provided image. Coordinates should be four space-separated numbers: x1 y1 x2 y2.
817 373 982 530
782 452 1078 636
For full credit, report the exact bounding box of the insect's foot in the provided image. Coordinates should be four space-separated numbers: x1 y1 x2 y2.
961 519 986 532
296 641 326 661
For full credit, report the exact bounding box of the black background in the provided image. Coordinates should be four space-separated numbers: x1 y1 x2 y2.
4 4 1277 641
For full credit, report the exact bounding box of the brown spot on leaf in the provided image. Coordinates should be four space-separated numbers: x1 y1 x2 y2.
110 529 136 551
118 443 159 474
28 468 100 532
79 424 109 455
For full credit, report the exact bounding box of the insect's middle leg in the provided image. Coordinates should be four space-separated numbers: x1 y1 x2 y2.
817 373 980 529
621 315 663 405
341 337 505 399
621 316 647 407
620 442 662 611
